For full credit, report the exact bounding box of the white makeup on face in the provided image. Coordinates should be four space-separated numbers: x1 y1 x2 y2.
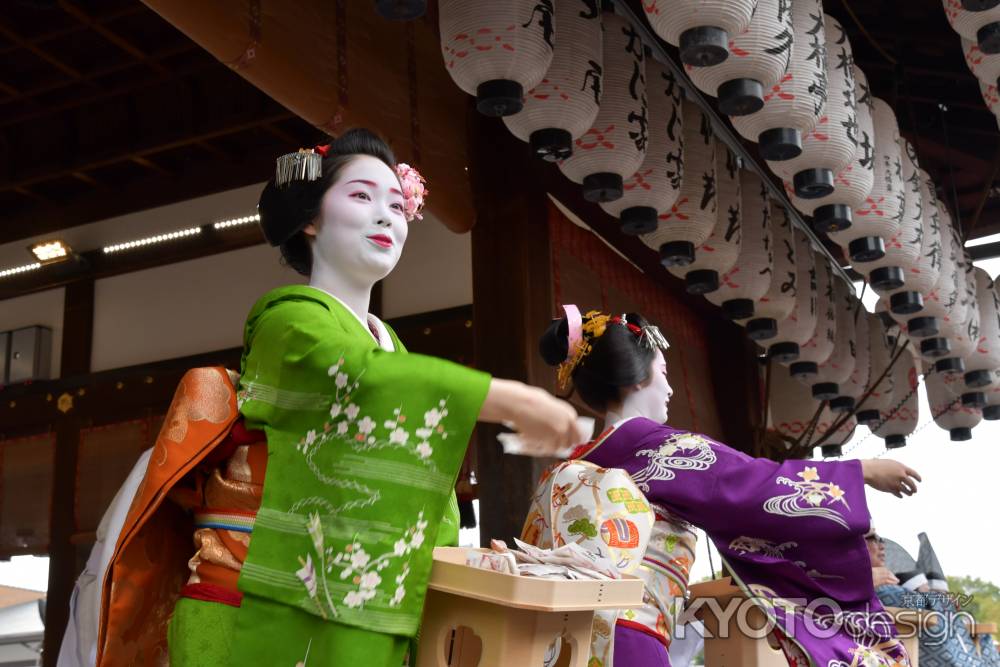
612 349 673 425
306 155 409 321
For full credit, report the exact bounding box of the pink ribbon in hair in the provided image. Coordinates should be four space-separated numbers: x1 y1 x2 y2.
563 304 583 362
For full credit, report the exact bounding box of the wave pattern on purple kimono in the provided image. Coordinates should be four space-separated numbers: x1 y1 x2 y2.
579 417 910 667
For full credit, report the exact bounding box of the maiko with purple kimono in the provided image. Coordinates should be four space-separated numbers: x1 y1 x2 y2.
535 306 923 667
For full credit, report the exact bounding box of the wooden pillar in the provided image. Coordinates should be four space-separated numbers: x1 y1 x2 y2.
467 108 555 545
43 279 94 667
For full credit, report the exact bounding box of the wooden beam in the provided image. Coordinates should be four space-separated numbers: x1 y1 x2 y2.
70 171 103 188
0 5 144 59
60 279 94 377
58 0 172 77
129 155 172 177
0 18 85 83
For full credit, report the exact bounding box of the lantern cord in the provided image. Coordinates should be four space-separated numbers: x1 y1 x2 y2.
839 0 898 65
793 399 826 451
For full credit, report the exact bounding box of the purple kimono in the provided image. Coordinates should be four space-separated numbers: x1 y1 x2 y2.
577 418 910 667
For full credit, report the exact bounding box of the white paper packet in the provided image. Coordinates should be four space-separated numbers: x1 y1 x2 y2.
496 416 595 458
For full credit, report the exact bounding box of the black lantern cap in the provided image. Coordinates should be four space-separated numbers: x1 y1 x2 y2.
964 369 994 388
889 290 923 315
621 206 659 235
978 21 1000 54
830 396 856 413
530 128 573 161
758 128 802 161
476 80 524 117
961 391 987 409
908 316 939 339
718 78 764 116
950 427 973 441
769 341 800 363
963 0 1000 8
790 360 818 380
793 168 835 199
582 172 624 202
984 405 1000 420
856 409 881 427
812 382 840 401
374 0 426 20
849 236 886 263
813 204 852 233
659 241 696 267
686 269 719 295
679 26 729 67
747 317 778 341
821 444 843 457
870 267 905 292
934 357 966 374
723 298 754 320
920 336 951 357
885 434 907 449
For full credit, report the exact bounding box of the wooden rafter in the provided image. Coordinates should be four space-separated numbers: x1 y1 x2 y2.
0 17 86 83
0 5 144 59
57 1 172 78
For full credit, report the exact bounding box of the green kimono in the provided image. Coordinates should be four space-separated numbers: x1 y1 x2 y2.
172 285 489 665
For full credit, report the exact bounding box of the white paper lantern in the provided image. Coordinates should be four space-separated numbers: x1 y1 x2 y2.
706 170 773 320
894 170 946 339
811 278 857 401
730 0 826 162
827 98 904 268
440 0 555 116
854 139 924 302
909 201 962 362
984 369 1000 420
816 407 857 457
926 368 982 440
558 12 647 202
643 0 756 66
832 308 871 413
872 347 920 448
503 1 603 159
599 60 683 235
856 315 896 427
786 65 875 233
978 80 1000 130
748 203 798 343
963 37 1000 90
666 143 742 294
931 224 974 375
686 0 793 116
960 268 1000 398
944 0 1000 54
766 16 856 201
766 230 816 361
788 257 837 381
771 361 822 440
642 100 717 267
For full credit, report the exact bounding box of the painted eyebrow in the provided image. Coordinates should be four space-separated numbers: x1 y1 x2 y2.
346 179 403 197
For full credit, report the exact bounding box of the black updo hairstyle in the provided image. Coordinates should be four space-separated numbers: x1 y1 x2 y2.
258 128 398 276
539 312 658 413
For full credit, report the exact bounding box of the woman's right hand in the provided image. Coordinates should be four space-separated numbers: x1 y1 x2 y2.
480 379 584 456
861 459 922 497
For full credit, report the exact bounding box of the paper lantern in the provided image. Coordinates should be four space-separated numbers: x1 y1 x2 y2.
945 250 981 383
854 139 923 300
558 12 647 202
747 203 798 342
685 0 793 116
503 1 603 160
599 60 683 235
766 229 816 361
826 98 904 267
375 0 426 20
730 0 826 161
786 65 875 234
929 223 973 375
892 170 946 337
706 170 773 319
909 201 962 362
440 0 555 116
963 37 1000 90
766 16 856 200
643 0 756 66
958 268 1000 408
816 407 857 457
811 278 857 401
666 142 742 294
961 0 1000 12
788 257 837 380
872 348 920 449
944 0 1000 54
978 80 1000 129
771 361 823 441
832 309 871 413
856 316 896 427
984 370 1000 419
926 369 981 440
642 100 717 266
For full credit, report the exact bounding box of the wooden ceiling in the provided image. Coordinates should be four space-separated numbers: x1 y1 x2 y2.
0 0 317 249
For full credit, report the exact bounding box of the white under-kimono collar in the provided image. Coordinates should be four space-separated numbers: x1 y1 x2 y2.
306 286 395 352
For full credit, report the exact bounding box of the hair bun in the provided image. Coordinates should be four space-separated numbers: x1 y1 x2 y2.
539 317 570 367
258 178 321 247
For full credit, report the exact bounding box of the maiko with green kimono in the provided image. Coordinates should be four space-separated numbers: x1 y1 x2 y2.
95 129 583 666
